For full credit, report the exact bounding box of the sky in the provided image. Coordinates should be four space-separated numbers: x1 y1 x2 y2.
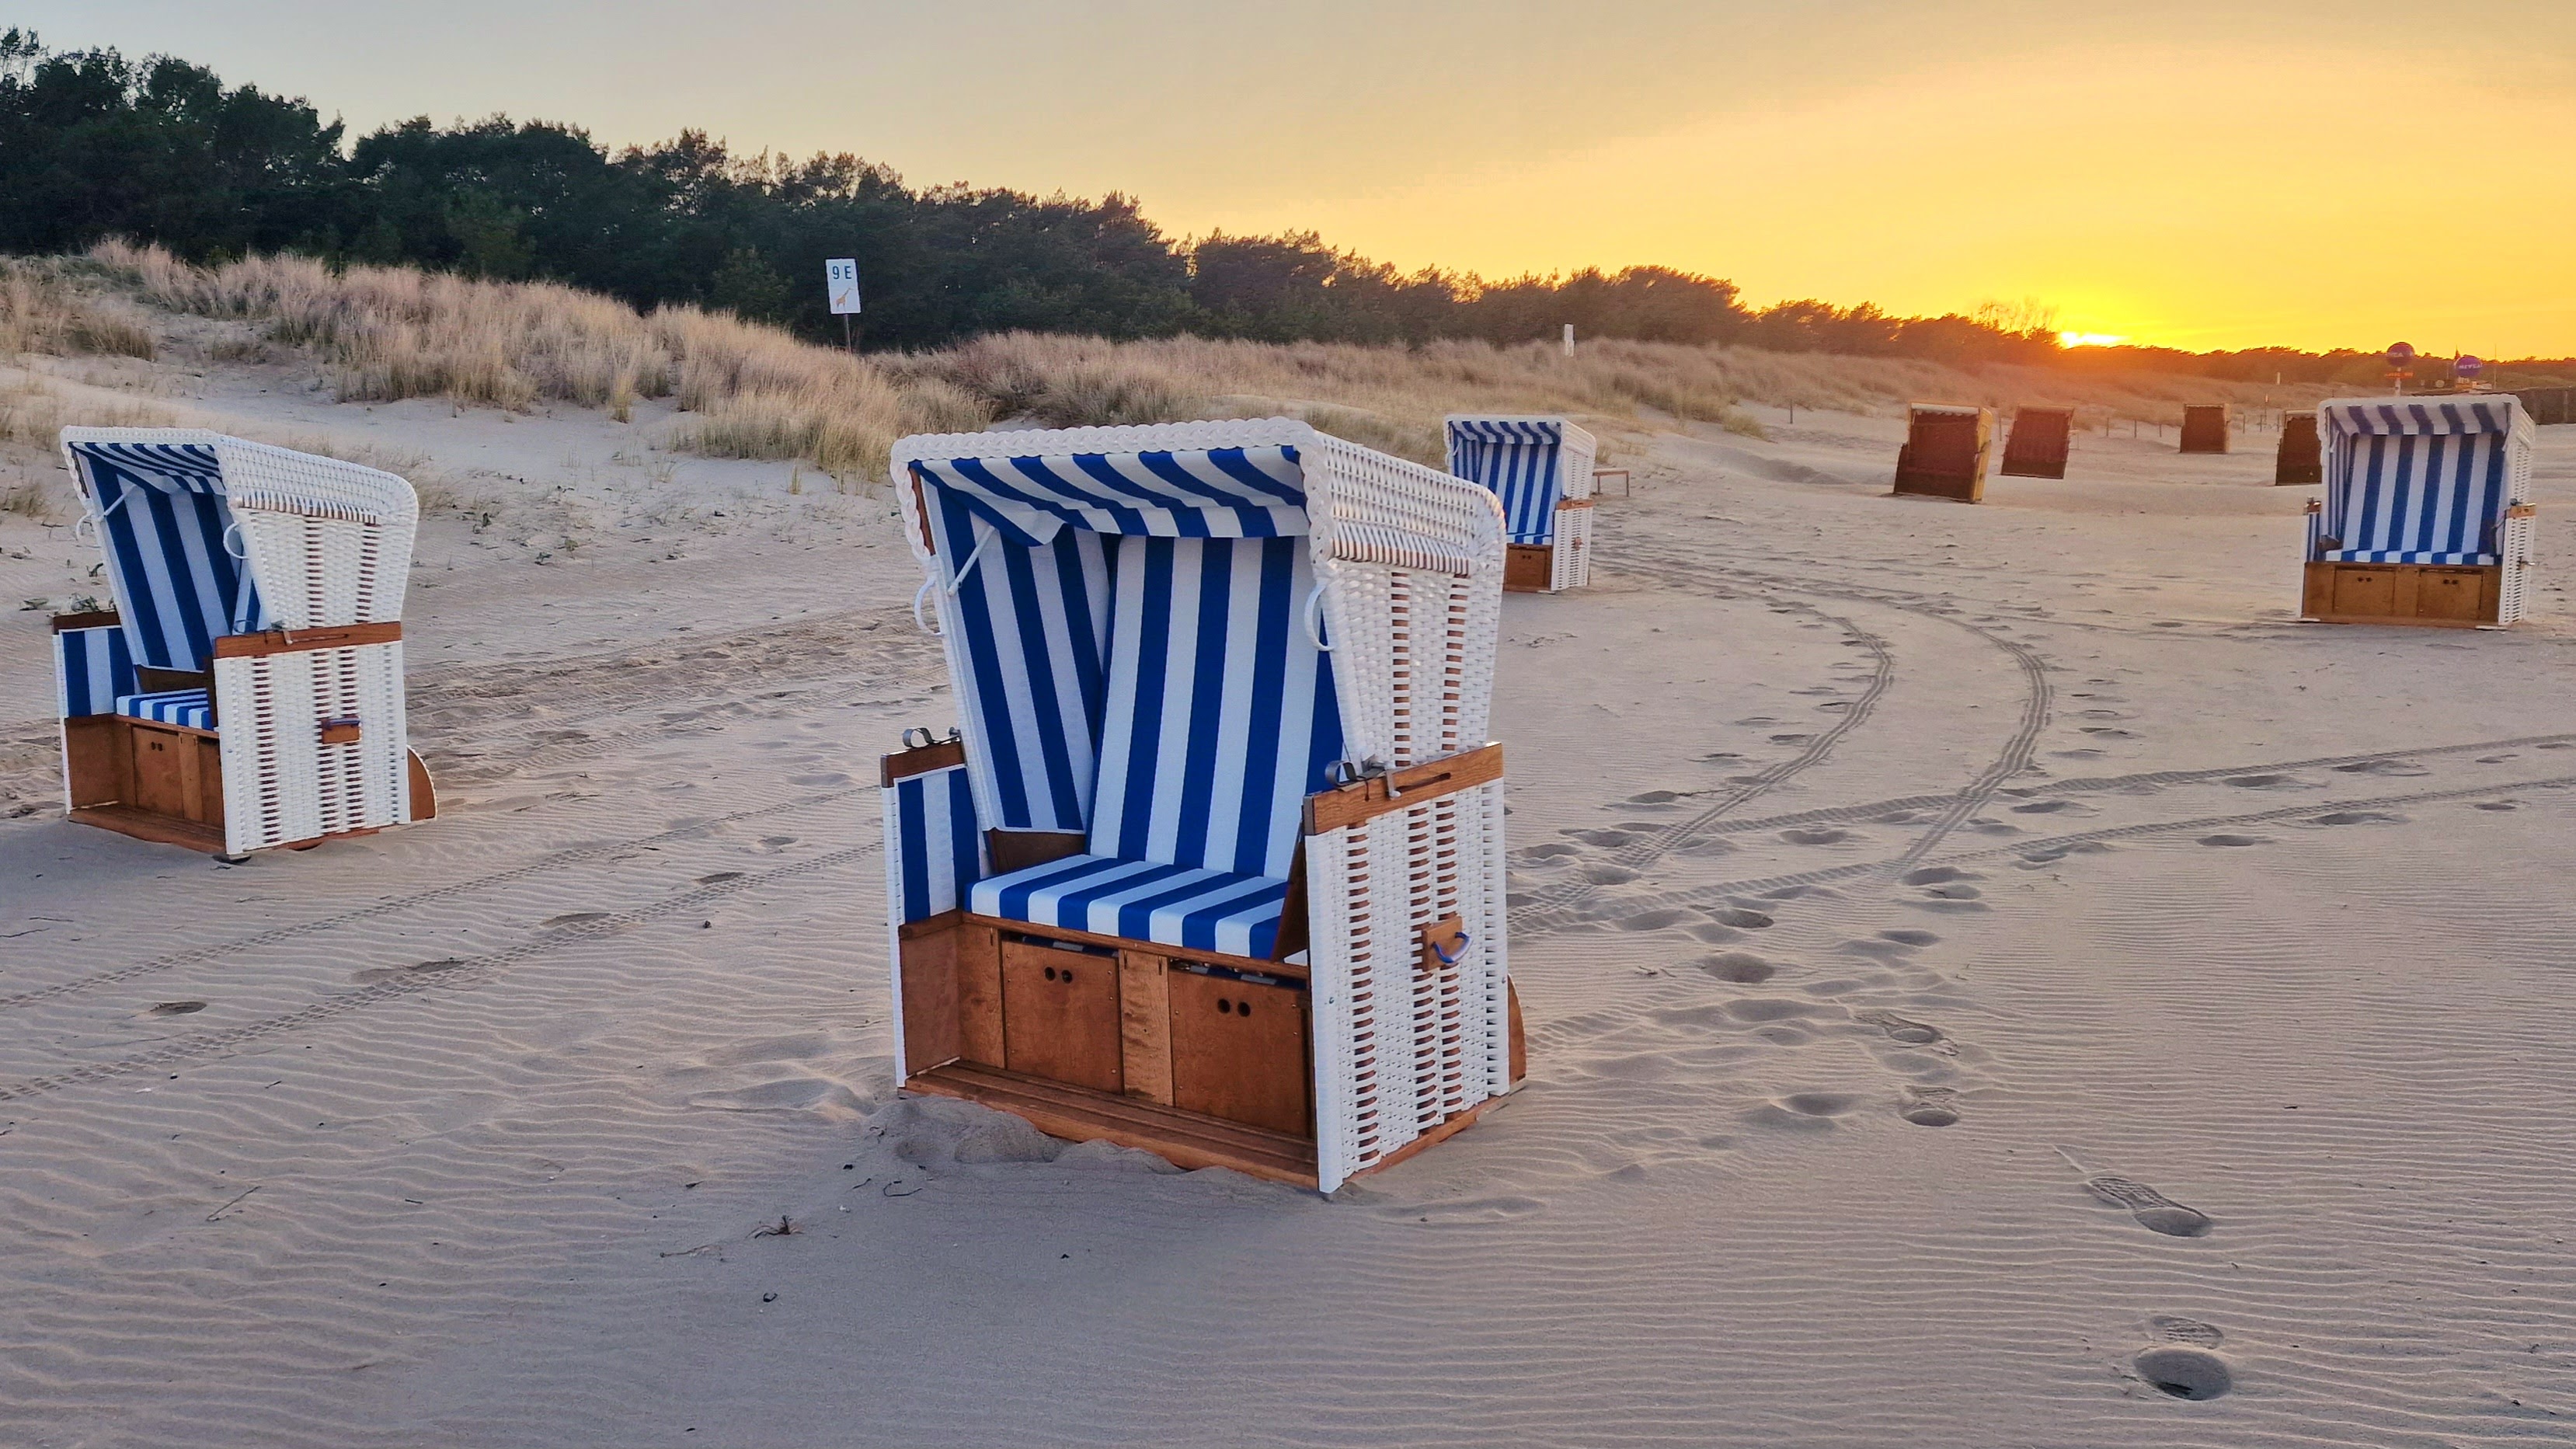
22 1 2576 355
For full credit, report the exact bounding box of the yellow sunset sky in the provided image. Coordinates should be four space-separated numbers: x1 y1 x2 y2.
28 0 2576 354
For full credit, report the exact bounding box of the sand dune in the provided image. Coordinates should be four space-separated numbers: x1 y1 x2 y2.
3 345 2573 1445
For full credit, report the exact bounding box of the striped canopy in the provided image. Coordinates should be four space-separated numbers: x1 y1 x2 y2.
64 439 270 671
2316 397 2530 565
907 444 1306 549
1446 418 1566 546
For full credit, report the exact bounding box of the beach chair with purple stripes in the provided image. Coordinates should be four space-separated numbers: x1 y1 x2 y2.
2299 396 2535 627
878 418 1519 1192
52 429 433 856
1445 416 1598 591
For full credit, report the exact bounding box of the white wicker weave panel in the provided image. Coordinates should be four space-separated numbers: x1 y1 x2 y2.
1304 772 1510 1193
213 642 409 852
1552 506 1595 592
232 511 395 629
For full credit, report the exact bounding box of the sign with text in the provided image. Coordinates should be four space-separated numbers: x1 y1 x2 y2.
826 258 862 315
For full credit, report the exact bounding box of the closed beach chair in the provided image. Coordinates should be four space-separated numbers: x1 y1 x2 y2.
52 429 433 855
2275 412 2323 485
2180 404 2231 455
1892 404 1992 503
1999 406 2073 479
1444 415 1598 591
2299 396 2536 626
879 418 1519 1192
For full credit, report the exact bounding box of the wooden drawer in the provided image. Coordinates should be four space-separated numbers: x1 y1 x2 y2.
2418 568 2489 623
1168 967 1311 1137
2329 566 2397 618
999 938 1124 1094
127 723 222 825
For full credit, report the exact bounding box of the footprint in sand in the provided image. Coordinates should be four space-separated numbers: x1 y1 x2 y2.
2087 1176 2214 1237
1708 907 1776 929
2148 1314 2224 1346
541 911 613 928
1617 908 1694 931
1584 864 1642 885
1855 1010 1944 1045
2334 758 2428 777
1748 1092 1861 1130
1697 953 1777 983
2010 799 2078 814
2195 834 2267 848
1898 1085 1961 1127
2473 800 2519 812
143 1000 207 1016
1571 828 1639 848
2133 1346 2233 1400
694 871 745 885
1781 827 1856 845
2309 812 2404 827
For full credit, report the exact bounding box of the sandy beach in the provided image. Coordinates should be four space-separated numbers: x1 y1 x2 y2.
4 349 2574 1447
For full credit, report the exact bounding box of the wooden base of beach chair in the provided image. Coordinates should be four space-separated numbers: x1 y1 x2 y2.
61 712 437 855
2300 562 2503 628
896 908 1516 1186
1504 544 1555 592
64 713 227 852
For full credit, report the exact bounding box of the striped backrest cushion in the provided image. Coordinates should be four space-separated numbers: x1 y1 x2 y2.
68 441 269 671
1088 535 1343 879
53 625 136 718
928 488 1115 834
2326 430 2509 560
886 764 983 925
1447 420 1563 545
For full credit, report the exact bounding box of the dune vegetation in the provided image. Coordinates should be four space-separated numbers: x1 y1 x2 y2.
0 243 2341 486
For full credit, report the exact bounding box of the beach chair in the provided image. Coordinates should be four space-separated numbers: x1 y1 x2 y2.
879 418 1519 1192
2275 413 2322 485
2299 395 2536 627
51 429 432 856
1892 405 1991 503
1444 415 1598 591
2179 405 2230 455
1999 406 2073 479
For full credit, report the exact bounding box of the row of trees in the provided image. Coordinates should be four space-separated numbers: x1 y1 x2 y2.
23 28 2529 380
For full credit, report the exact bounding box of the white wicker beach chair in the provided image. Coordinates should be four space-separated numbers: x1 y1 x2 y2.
51 429 432 856
879 418 1519 1192
2299 396 2536 627
1444 415 1598 591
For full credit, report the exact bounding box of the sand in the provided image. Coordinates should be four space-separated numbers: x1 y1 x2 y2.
4 354 2574 1447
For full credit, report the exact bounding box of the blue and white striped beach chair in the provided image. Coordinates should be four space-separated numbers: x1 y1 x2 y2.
53 429 432 855
1444 416 1600 591
2299 396 2536 626
879 418 1517 1193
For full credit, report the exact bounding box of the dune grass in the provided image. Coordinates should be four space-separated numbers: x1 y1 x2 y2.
70 244 2332 478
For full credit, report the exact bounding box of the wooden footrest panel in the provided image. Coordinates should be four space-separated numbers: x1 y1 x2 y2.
905 1061 1319 1188
68 805 226 854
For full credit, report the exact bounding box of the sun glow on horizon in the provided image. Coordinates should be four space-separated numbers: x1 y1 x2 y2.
2059 332 2132 349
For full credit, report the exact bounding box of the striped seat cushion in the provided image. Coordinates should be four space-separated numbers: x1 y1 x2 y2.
117 688 214 732
2320 549 2498 566
969 853 1291 958
1088 535 1342 880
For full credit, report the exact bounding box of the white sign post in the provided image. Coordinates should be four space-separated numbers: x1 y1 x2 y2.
826 258 862 353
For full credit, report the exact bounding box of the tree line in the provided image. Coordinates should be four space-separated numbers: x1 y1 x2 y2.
6 30 2560 381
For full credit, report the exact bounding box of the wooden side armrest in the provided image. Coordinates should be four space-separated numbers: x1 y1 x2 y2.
213 622 402 659
50 610 122 633
1304 743 1505 834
